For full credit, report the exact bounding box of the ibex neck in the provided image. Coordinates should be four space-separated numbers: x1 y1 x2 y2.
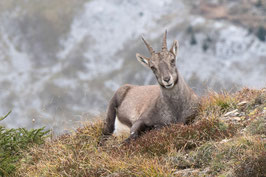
159 73 196 120
160 69 200 124
160 74 187 102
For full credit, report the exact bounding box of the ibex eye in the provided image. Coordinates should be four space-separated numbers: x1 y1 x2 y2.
151 66 156 71
171 59 175 65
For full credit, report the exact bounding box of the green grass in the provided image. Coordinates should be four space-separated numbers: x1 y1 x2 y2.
0 111 50 176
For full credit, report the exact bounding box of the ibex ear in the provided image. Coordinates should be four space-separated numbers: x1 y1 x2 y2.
170 40 179 56
136 53 150 68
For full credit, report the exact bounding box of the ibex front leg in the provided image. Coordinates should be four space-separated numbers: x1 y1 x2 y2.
124 119 147 143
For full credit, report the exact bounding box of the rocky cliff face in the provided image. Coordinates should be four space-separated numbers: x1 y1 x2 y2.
0 0 265 133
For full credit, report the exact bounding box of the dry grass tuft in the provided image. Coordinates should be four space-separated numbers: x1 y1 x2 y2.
199 90 237 117
234 149 266 177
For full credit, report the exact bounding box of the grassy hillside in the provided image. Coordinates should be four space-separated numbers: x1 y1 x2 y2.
15 88 266 176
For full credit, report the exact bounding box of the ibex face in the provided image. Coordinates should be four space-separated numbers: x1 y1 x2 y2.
136 31 179 89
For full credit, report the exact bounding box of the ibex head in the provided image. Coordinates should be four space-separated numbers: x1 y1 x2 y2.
136 30 179 89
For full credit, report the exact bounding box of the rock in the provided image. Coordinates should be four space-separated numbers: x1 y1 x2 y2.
224 109 239 117
240 112 245 116
220 139 229 143
238 101 247 106
106 173 121 177
174 168 200 176
231 116 241 121
174 168 209 176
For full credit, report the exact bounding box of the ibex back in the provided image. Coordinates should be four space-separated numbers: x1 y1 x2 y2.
103 31 199 142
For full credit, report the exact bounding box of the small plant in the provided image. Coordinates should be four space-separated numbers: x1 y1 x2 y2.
246 116 266 135
216 100 230 112
200 91 237 116
0 111 11 121
0 111 49 176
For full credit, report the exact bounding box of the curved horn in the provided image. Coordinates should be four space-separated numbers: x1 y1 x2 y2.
162 30 167 50
141 36 155 55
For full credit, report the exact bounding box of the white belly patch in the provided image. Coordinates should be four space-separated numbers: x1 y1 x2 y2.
113 116 130 136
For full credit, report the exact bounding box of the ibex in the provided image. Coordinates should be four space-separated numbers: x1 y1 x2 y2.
103 31 199 141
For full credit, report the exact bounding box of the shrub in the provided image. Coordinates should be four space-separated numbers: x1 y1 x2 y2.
0 111 49 176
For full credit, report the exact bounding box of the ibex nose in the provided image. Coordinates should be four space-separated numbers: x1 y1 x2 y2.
163 76 171 82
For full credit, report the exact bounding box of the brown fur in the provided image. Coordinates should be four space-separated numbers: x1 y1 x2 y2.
103 31 199 141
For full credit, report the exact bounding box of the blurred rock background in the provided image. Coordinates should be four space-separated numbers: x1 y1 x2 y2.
0 0 265 134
